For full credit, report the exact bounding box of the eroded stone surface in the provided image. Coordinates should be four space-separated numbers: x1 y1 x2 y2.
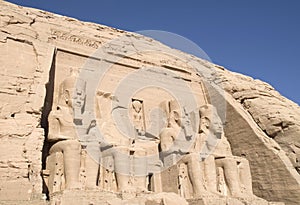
0 1 298 205
214 69 300 171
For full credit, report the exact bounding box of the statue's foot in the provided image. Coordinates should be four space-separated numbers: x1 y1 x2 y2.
85 184 98 190
136 186 151 194
234 193 256 200
194 189 219 199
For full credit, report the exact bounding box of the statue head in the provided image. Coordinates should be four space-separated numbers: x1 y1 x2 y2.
167 101 193 139
169 109 181 126
199 104 223 138
132 100 142 113
159 127 176 152
164 100 181 128
59 69 86 113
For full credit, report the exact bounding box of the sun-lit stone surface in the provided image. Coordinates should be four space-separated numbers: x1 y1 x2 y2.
0 1 299 205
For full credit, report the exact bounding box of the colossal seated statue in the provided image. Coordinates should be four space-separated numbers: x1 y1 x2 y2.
95 93 150 193
159 100 206 198
159 101 253 198
43 76 253 200
196 104 253 197
45 71 87 192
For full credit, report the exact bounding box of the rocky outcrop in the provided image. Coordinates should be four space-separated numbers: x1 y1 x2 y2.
0 1 299 205
214 69 300 171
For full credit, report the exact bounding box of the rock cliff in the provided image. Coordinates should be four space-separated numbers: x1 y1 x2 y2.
0 1 299 205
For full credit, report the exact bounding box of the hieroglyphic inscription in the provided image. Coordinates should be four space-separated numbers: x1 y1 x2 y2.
50 29 101 49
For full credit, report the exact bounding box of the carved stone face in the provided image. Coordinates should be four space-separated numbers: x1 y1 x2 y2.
166 108 193 140
200 115 223 134
210 115 223 135
59 72 87 112
179 163 186 174
199 117 210 133
171 110 181 126
64 87 85 111
160 127 176 151
132 100 142 113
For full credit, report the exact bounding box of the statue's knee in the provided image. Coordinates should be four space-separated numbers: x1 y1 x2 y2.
215 157 235 168
223 158 237 168
49 142 63 154
64 140 81 152
188 153 200 164
239 158 250 167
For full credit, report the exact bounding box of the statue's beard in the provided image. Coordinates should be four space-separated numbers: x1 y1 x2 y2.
73 108 83 125
215 132 222 139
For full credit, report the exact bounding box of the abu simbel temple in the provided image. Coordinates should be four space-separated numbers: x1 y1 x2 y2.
0 1 300 205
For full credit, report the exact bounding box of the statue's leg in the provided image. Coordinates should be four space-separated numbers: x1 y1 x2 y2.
114 147 130 192
49 140 81 189
182 153 205 197
216 158 241 197
133 148 148 191
115 173 130 192
238 158 253 195
85 143 100 188
62 140 82 189
204 155 217 193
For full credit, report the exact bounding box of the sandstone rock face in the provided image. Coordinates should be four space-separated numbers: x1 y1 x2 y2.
0 1 299 205
208 69 300 203
215 69 300 171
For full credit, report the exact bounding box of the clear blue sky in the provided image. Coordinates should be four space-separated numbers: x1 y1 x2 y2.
5 0 300 105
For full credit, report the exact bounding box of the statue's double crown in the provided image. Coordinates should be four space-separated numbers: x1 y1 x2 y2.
60 73 86 95
199 104 214 119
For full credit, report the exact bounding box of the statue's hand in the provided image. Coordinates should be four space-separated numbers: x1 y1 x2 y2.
78 134 89 142
178 148 188 155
